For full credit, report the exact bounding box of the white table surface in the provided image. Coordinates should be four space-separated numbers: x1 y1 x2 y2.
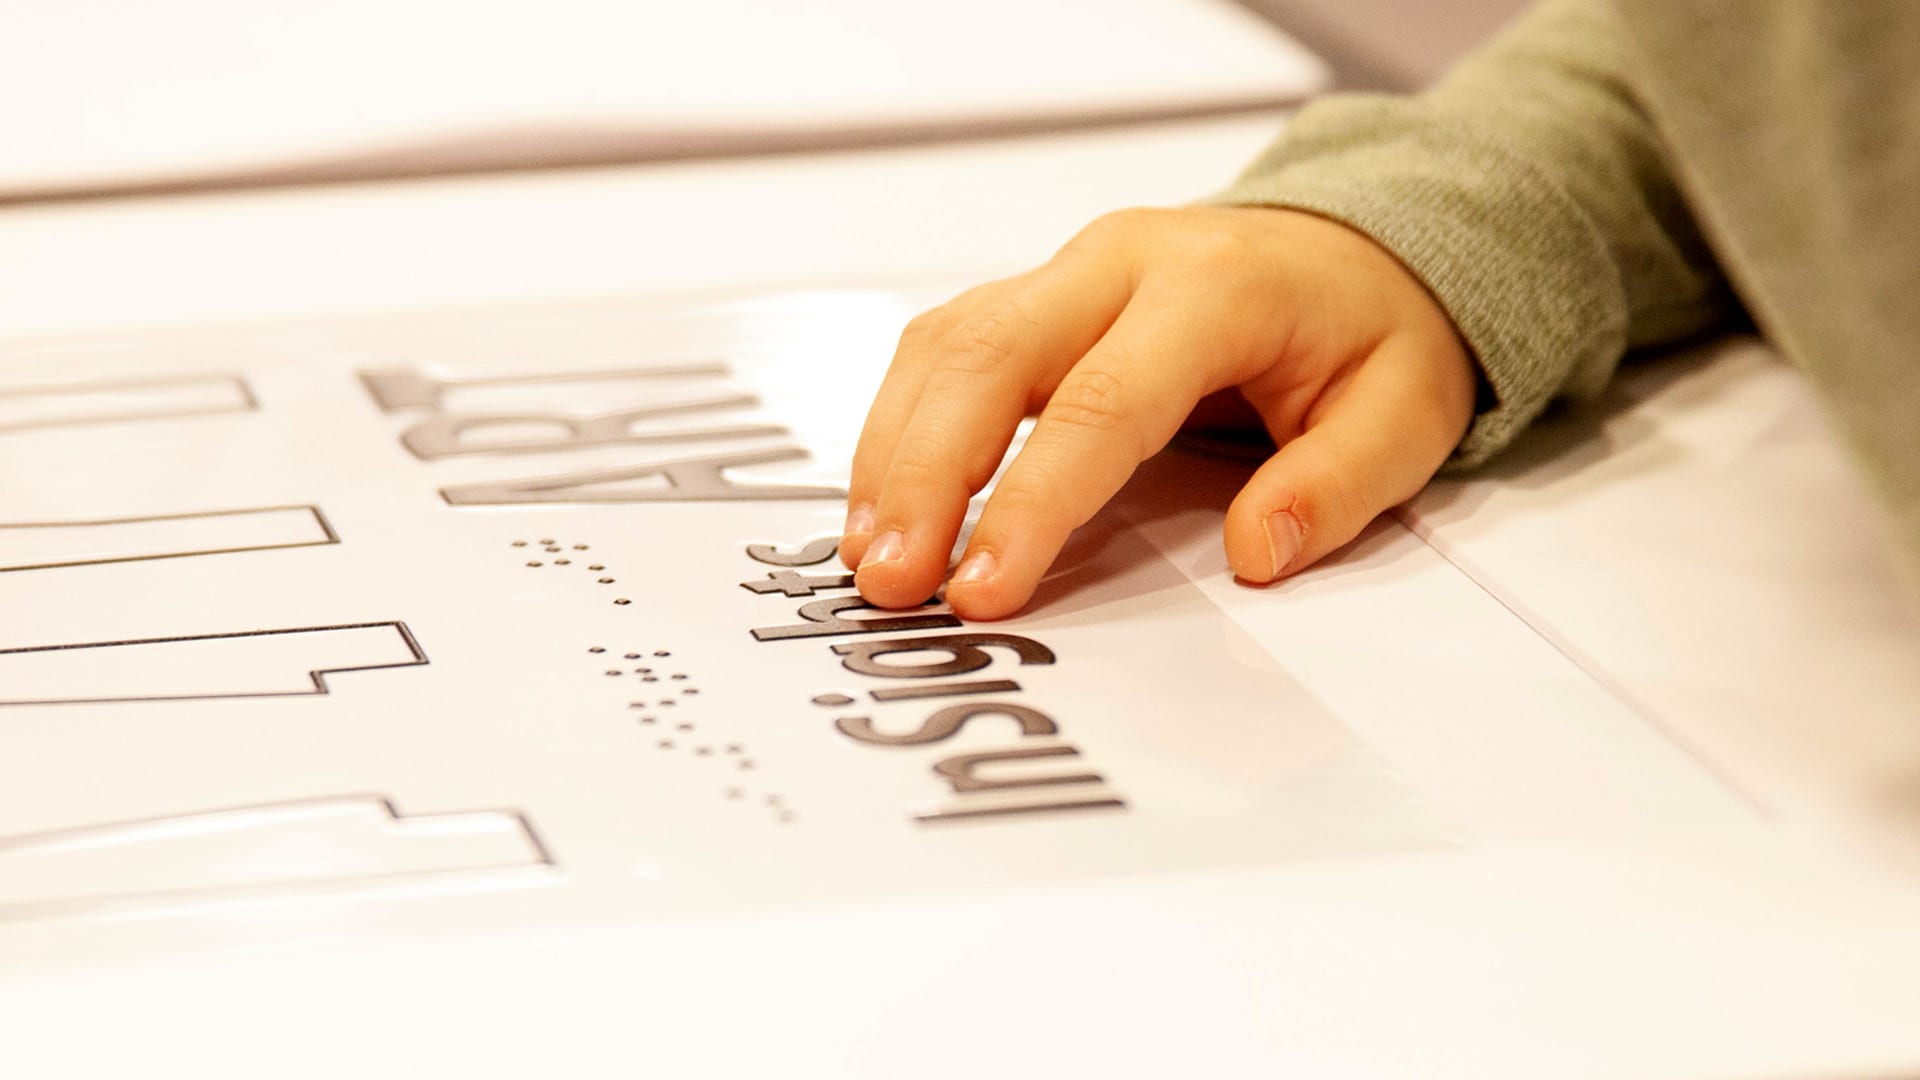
0 0 1325 199
2 114 1918 1079
0 114 1293 339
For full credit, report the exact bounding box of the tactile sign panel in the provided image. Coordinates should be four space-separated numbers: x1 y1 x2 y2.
0 288 1454 943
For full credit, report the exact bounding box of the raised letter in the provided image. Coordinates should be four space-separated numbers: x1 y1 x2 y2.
745 536 839 568
441 447 844 505
400 396 785 460
751 596 959 643
834 701 1055 747
832 633 1055 678
932 745 1102 794
738 570 854 597
358 363 729 412
869 679 1020 702
914 797 1126 824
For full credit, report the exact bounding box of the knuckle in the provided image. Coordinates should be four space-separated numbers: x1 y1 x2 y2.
897 304 958 353
992 468 1098 534
1182 226 1261 274
983 477 1058 527
892 429 1006 497
885 422 994 497
1071 207 1157 249
882 443 948 495
1042 369 1132 436
939 300 1035 376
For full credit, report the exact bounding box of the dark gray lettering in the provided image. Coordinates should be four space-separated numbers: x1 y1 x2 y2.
441 447 844 505
931 745 1102 794
831 633 1055 678
834 701 1055 746
358 363 729 412
914 797 1127 824
401 396 785 460
870 679 1021 702
750 596 959 643
745 536 840 567
739 570 855 597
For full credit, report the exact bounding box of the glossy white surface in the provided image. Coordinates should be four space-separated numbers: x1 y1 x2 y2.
1409 340 1920 860
0 112 1300 339
1 114 1917 1077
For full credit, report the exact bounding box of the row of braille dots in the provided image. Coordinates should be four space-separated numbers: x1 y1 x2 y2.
588 645 794 824
513 539 632 606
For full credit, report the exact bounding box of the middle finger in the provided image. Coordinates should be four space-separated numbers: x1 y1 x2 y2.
853 251 1129 607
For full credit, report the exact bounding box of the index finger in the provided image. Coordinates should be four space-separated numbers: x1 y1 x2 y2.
840 277 1017 568
940 279 1264 619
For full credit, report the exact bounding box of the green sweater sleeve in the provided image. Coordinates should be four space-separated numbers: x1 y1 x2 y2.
1211 0 1733 467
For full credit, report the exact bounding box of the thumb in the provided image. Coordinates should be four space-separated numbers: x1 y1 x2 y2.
1223 338 1473 582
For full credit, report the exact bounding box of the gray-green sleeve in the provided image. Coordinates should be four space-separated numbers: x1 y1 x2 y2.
1210 0 1733 466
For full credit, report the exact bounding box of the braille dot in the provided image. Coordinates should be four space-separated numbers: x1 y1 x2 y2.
546 546 561 553
598 577 615 584
605 670 622 677
671 673 687 681
555 558 571 565
765 794 783 806
725 744 743 755
642 676 657 683
527 561 543 568
614 599 631 605
657 740 674 750
624 653 640 660
812 693 854 707
589 646 606 654
654 650 670 658
627 702 645 708
638 716 656 725
636 667 652 674
590 565 606 572
738 760 756 771
676 722 694 732
573 544 589 551
539 539 555 545
659 699 676 707
694 746 712 757
683 688 700 696
512 540 528 547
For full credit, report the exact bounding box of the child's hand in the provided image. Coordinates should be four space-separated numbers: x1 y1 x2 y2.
840 206 1477 619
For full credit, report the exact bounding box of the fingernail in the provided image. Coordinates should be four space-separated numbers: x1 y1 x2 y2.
951 549 996 586
860 529 905 569
1264 509 1304 579
844 504 874 537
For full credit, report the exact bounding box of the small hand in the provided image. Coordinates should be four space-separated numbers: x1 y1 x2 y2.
840 206 1477 619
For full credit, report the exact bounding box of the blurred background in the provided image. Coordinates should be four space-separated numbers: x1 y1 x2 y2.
0 0 1530 204
1245 0 1529 88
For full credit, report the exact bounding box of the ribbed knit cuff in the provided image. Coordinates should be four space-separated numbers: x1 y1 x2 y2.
1207 96 1630 468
